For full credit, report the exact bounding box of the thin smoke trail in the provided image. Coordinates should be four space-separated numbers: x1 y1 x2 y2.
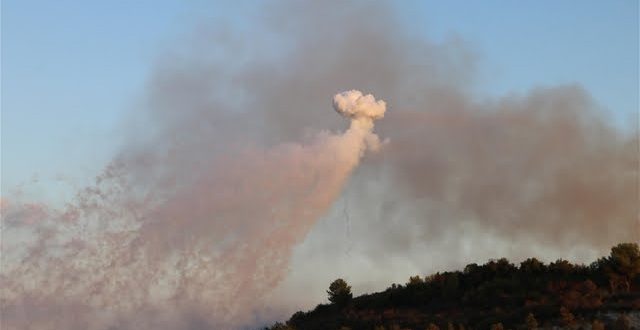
342 194 353 257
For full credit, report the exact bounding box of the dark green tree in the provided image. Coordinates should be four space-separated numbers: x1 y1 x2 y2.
613 314 631 330
607 243 640 292
525 312 538 330
408 275 424 286
591 319 605 330
559 306 576 327
268 322 295 330
443 272 460 298
489 322 504 330
426 323 440 330
327 278 352 306
520 258 545 274
549 259 574 276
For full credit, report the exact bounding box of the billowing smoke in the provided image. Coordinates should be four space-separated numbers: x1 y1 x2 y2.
1 0 638 329
333 90 387 153
334 90 386 121
0 90 385 329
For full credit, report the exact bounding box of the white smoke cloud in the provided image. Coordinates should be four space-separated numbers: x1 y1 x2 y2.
333 90 387 153
333 90 386 121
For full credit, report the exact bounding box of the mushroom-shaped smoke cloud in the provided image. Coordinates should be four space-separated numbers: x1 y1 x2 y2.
333 90 386 120
333 90 387 153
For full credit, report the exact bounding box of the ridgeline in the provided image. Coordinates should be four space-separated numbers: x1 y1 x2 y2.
267 243 640 330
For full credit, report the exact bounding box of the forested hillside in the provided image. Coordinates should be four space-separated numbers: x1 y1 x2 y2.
267 243 640 330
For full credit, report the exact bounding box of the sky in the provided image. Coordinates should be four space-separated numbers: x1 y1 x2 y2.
2 0 638 199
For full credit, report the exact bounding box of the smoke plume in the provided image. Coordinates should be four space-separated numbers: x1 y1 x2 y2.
0 90 386 329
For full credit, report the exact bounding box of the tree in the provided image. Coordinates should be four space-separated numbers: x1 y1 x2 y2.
443 272 460 298
288 311 305 327
426 323 440 330
607 243 640 292
269 322 295 330
520 258 545 274
489 323 504 330
408 275 424 285
491 258 516 276
559 306 575 327
591 319 605 330
613 314 631 330
525 312 538 330
327 278 352 306
549 259 574 276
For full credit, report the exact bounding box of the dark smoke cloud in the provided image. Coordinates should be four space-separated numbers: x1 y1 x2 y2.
1 1 638 329
380 85 637 247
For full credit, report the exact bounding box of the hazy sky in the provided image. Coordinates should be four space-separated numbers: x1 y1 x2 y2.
2 0 638 198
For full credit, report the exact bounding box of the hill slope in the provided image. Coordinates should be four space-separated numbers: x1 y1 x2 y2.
267 243 640 330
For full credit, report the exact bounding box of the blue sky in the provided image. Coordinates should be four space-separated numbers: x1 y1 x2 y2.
400 1 639 116
2 0 638 199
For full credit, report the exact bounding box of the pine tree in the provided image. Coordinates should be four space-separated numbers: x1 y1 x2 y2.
559 306 576 327
613 314 631 330
607 243 640 292
591 319 605 330
327 279 352 306
426 323 440 330
490 323 504 330
525 312 538 330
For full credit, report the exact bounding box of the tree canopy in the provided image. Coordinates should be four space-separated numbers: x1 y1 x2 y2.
268 243 640 330
609 243 640 280
327 278 353 306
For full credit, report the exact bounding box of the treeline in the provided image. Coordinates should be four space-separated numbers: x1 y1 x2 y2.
267 243 640 330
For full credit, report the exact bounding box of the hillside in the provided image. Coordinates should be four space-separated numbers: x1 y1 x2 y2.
267 243 640 330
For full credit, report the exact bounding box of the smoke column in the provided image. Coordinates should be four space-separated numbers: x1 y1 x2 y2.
0 91 386 329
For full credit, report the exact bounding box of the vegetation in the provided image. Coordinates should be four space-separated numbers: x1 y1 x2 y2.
328 279 353 307
266 243 640 329
524 312 537 329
